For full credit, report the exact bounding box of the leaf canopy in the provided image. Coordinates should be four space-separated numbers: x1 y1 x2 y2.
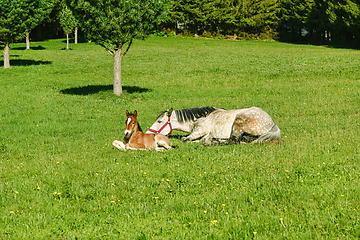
66 0 173 54
0 0 54 43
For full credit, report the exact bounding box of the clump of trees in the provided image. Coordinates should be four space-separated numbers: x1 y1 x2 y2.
0 0 54 68
159 0 360 45
279 0 360 44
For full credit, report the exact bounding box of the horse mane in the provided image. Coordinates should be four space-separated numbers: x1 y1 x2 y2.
128 112 143 132
175 106 220 123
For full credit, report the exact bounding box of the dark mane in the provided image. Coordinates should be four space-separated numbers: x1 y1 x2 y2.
175 106 219 123
128 112 143 132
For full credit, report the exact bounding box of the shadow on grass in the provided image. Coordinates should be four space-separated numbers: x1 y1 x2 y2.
11 45 46 50
0 59 52 66
60 85 151 95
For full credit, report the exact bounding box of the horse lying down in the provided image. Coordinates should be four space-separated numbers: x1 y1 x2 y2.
146 106 281 146
112 110 173 151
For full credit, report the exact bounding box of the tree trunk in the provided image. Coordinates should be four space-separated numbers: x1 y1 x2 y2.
3 42 10 69
113 49 123 95
26 33 30 50
75 27 78 44
66 34 69 50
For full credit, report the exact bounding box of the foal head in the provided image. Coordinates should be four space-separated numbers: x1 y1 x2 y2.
124 110 142 139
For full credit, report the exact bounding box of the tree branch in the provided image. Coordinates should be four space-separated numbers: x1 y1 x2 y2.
121 38 133 57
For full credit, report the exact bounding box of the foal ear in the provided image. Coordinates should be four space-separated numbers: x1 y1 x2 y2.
167 108 173 117
126 110 129 117
134 110 137 117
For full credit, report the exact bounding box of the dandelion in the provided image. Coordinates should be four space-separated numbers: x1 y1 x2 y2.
15 191 19 194
225 212 229 215
341 195 344 197
37 187 40 190
222 204 226 207
211 220 218 225
253 232 257 235
154 197 159 200
204 210 207 213
10 211 14 214
111 201 115 204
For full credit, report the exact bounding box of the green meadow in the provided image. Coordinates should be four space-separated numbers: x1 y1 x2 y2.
0 36 359 239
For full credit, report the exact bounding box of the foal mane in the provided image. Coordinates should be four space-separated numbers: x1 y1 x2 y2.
128 112 143 132
175 106 219 123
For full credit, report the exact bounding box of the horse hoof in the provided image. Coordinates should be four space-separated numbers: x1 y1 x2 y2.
181 137 188 142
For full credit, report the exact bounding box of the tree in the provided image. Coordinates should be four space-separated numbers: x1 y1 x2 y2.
65 0 173 95
0 0 54 68
60 6 77 50
24 1 54 49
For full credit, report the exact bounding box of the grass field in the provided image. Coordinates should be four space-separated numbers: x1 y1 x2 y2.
1 36 359 239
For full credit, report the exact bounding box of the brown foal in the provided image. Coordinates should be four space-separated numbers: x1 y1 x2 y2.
113 110 172 151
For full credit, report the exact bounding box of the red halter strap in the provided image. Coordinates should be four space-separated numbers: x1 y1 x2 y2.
147 116 172 136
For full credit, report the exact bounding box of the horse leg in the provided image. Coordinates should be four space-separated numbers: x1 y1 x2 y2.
182 131 207 142
229 116 247 144
182 121 208 142
112 140 126 151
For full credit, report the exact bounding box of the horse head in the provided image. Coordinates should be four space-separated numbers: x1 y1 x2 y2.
146 108 173 135
124 110 139 139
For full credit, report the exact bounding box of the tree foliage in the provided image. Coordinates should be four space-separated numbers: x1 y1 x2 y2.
0 0 53 42
66 0 173 55
60 6 77 35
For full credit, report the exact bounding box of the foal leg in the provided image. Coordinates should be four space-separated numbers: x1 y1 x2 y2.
155 135 172 151
112 140 126 151
125 143 146 151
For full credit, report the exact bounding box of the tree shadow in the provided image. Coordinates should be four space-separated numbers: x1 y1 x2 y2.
60 85 151 95
0 59 52 66
11 45 46 50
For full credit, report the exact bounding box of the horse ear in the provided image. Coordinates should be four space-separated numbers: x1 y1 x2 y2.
167 108 173 117
134 110 137 117
126 110 129 117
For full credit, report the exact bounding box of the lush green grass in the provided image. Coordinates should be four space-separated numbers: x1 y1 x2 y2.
1 36 359 239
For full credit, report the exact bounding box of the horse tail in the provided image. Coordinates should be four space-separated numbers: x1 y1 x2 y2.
252 124 281 144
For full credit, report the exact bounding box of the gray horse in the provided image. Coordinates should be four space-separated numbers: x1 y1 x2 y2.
146 106 281 145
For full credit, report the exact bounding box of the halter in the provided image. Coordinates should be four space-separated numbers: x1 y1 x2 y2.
147 116 172 136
